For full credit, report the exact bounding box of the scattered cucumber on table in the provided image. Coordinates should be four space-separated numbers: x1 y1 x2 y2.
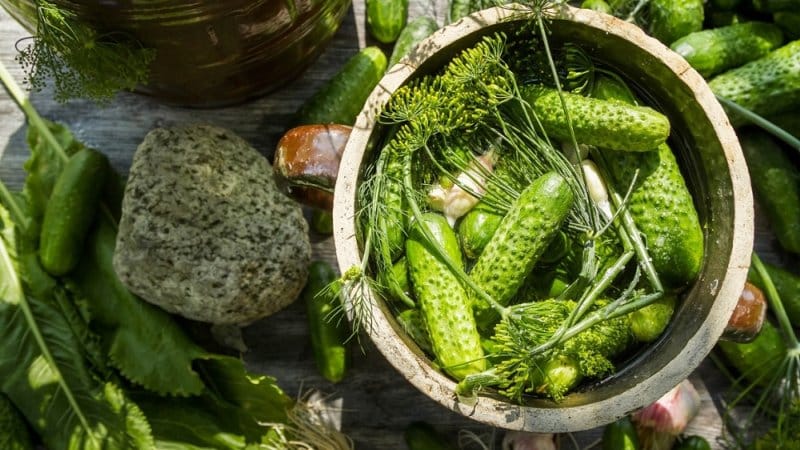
406 213 485 379
738 128 800 254
293 46 387 126
592 74 705 289
387 16 439 68
404 421 456 450
39 147 110 276
670 22 784 78
303 261 348 383
366 0 408 44
747 260 800 325
471 172 574 332
521 86 671 152
708 39 800 126
647 0 704 45
602 417 640 450
717 320 786 388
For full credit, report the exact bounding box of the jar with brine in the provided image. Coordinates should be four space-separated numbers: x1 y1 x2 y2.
1 0 351 106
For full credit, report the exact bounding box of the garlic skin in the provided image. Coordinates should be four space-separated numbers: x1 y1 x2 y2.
427 152 495 226
632 379 701 450
502 431 558 450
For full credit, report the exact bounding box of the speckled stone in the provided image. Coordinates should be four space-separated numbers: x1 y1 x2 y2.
113 124 311 325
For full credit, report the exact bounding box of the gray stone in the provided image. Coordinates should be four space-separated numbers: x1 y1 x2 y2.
114 124 311 325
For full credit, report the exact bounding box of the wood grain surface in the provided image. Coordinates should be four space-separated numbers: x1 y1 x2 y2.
0 1 782 448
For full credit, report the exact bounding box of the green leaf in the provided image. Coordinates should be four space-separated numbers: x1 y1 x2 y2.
0 392 33 450
67 219 206 396
0 202 155 450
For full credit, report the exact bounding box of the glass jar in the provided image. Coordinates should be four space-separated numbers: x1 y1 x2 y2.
1 0 352 106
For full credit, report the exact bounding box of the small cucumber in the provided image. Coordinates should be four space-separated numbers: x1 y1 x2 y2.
747 259 800 326
581 0 613 13
395 308 433 354
738 129 800 254
647 0 704 45
293 47 387 126
449 0 477 23
593 75 704 289
602 417 640 450
717 320 786 388
670 22 784 78
380 256 412 304
628 295 676 342
674 435 711 450
366 0 408 44
708 40 800 126
471 172 574 332
310 209 333 235
406 213 485 379
457 202 504 260
521 86 671 152
404 421 456 450
304 261 348 383
388 16 439 68
39 148 110 276
773 12 800 40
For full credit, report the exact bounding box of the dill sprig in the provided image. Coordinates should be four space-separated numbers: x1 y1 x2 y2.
15 1 155 103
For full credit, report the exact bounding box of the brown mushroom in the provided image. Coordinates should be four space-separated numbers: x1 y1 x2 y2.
273 124 351 210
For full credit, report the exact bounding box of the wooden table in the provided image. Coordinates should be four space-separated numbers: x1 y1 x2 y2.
0 1 776 448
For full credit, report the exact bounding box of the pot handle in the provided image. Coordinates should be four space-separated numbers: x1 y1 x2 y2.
273 124 351 211
719 281 767 343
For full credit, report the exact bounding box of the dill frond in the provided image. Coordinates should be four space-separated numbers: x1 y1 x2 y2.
16 1 155 103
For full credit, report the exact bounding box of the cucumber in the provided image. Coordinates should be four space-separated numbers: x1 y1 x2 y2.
387 16 439 68
456 202 504 260
381 256 412 304
709 0 742 10
366 0 408 44
766 110 800 139
581 0 613 13
717 320 786 387
628 295 676 342
674 436 711 450
310 209 333 235
404 421 456 450
738 129 800 254
670 22 784 78
647 0 704 45
395 308 433 354
39 148 110 276
449 0 477 23
708 40 800 127
470 172 574 332
293 47 387 126
521 86 671 152
774 12 800 40
602 417 640 450
406 213 485 379
748 258 800 326
303 261 348 383
752 0 800 12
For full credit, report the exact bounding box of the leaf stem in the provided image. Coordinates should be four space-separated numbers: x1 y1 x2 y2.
751 253 799 348
716 95 800 153
0 179 28 232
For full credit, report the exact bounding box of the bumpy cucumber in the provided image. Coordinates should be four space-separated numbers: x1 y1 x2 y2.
738 129 800 254
304 261 348 383
39 148 110 276
628 295 676 342
395 308 433 354
388 16 439 68
404 422 456 450
602 417 640 450
521 86 670 152
593 75 704 289
708 40 800 126
294 47 387 126
670 22 784 78
717 320 786 387
471 172 574 332
367 0 408 44
457 202 504 260
581 0 613 13
647 0 704 45
406 213 485 379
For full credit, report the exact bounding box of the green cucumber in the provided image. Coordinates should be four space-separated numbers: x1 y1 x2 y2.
628 295 676 342
449 0 479 23
294 47 387 126
766 110 800 139
388 16 439 68
471 172 574 332
709 0 742 10
581 0 613 13
717 320 786 387
395 308 433 355
593 75 704 289
366 0 408 44
753 0 800 12
738 129 800 254
310 209 333 235
708 40 800 126
457 202 504 260
404 422 456 450
670 22 784 78
521 86 671 152
39 148 110 276
602 417 640 450
406 213 485 379
674 436 711 450
303 261 348 383
747 259 800 326
647 0 704 45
